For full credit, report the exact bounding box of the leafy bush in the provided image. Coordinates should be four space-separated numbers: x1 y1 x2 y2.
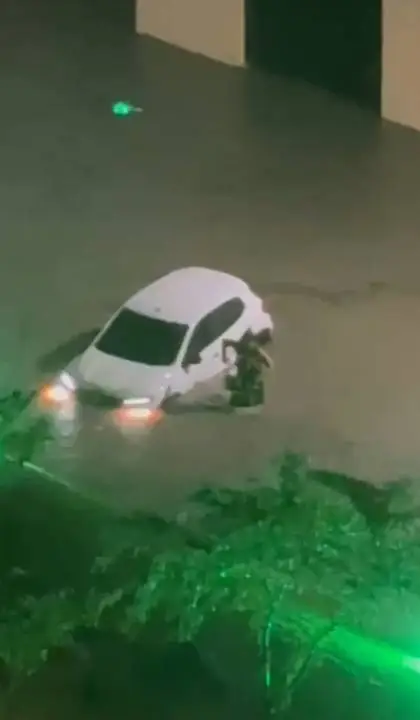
1 434 420 715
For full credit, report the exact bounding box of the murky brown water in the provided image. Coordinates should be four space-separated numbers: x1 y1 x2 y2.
3 0 420 510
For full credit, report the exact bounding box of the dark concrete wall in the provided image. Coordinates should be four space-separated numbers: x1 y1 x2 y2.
246 0 381 111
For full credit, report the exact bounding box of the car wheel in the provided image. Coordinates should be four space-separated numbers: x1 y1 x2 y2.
255 327 273 345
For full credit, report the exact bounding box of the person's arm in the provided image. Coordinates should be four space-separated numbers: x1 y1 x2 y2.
222 339 239 363
258 347 273 369
222 339 232 363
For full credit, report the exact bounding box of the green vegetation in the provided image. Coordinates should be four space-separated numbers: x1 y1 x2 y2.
1 394 420 716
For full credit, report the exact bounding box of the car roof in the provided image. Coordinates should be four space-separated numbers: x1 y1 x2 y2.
125 267 250 325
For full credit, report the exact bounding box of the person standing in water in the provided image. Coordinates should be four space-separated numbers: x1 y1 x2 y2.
222 330 273 411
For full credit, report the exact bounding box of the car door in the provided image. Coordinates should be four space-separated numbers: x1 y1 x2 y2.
181 297 247 387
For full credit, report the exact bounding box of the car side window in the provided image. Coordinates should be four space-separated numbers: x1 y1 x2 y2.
186 297 245 360
210 297 245 337
186 315 216 358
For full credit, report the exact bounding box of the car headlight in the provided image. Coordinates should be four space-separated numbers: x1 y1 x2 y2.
38 371 77 408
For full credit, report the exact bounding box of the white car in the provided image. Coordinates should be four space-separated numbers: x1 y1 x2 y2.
43 267 273 421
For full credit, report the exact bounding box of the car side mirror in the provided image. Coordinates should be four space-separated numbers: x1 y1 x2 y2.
184 351 201 367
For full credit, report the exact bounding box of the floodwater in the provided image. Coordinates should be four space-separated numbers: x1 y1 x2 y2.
2 0 420 510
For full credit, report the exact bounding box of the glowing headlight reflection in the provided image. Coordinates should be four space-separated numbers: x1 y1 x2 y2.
39 372 77 410
40 383 73 405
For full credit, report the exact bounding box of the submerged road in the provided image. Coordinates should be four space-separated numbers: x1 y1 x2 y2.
3 0 420 511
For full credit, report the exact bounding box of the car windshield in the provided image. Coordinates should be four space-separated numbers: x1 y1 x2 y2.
95 309 188 366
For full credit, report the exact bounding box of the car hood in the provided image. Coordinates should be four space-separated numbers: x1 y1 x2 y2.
77 347 171 403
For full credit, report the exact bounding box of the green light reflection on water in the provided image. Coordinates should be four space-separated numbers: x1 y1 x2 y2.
326 625 420 677
278 610 420 680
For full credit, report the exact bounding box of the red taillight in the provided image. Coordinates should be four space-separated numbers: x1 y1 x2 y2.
114 406 163 427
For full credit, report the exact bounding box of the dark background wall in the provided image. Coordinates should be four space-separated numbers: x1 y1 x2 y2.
245 0 382 111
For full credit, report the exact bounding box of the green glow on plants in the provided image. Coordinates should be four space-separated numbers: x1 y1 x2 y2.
263 620 273 689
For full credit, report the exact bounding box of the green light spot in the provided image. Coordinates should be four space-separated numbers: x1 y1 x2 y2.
112 101 139 116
